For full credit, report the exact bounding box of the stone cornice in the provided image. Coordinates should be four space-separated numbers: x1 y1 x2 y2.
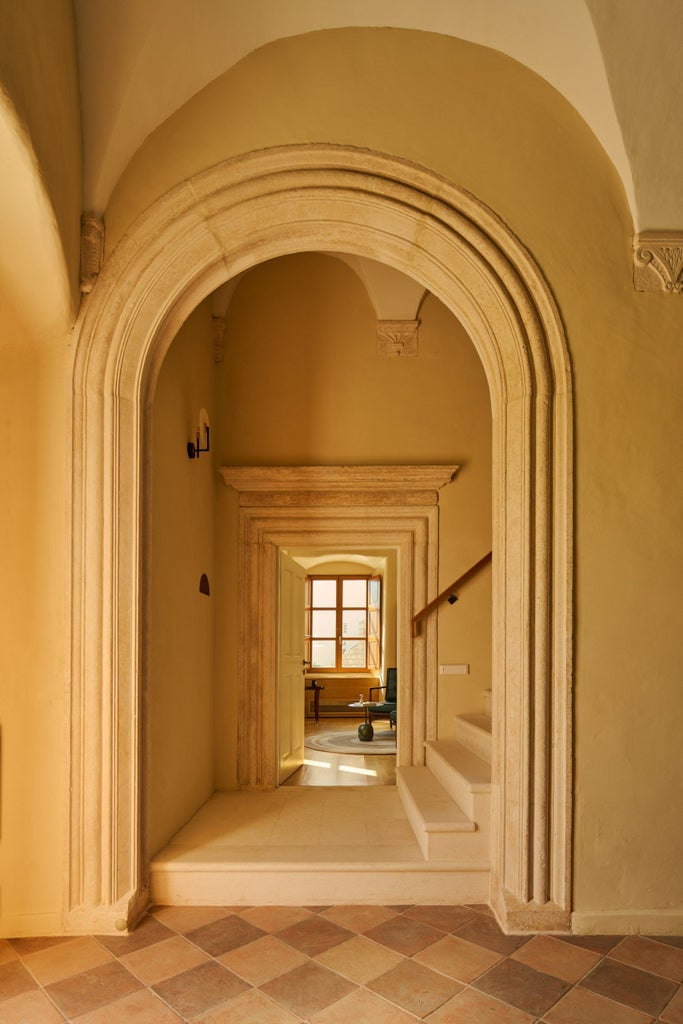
220 464 458 494
634 233 683 293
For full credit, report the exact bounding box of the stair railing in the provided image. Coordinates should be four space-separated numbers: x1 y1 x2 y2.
411 551 492 638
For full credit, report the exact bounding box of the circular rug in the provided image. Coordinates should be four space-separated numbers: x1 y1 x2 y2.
305 729 396 755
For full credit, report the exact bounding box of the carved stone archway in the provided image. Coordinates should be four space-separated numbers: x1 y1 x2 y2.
70 145 572 934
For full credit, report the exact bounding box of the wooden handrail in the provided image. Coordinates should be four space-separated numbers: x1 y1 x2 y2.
411 551 492 638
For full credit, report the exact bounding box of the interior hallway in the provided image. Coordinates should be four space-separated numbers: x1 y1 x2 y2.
2 904 681 1022
283 716 396 787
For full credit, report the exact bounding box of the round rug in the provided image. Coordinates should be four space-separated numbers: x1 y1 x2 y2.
305 729 396 755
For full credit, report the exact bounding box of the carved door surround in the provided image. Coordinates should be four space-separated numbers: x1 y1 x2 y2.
220 464 457 787
70 145 573 934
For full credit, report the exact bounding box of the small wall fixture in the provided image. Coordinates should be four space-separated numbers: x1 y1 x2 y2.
185 421 209 458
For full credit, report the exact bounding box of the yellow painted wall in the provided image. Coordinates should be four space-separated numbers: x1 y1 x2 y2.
0 1 80 936
147 301 216 857
0 0 81 316
0 314 70 935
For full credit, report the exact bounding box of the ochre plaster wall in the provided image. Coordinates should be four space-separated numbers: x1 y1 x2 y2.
0 1 80 933
0 304 70 935
0 0 82 318
147 301 216 857
104 29 683 922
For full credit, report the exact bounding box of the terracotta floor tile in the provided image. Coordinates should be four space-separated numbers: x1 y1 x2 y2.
0 960 38 1001
276 916 354 956
402 904 479 933
544 986 656 1024
510 932 601 983
424 986 536 1023
152 960 249 1018
196 987 303 1023
610 935 683 982
0 941 17 966
364 915 442 955
22 936 112 985
555 933 621 954
219 934 307 985
235 905 314 932
120 934 210 984
71 987 185 1023
152 905 234 933
0 988 65 1023
45 960 143 1018
186 913 266 956
260 959 356 1018
367 958 462 1017
473 958 571 1017
315 934 404 983
654 936 683 950
97 915 175 956
661 986 683 1024
7 936 72 957
413 933 502 983
579 957 677 1016
453 915 530 956
309 985 420 1023
319 904 397 932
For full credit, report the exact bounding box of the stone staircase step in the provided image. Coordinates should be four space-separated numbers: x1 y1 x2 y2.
454 713 492 763
396 765 489 863
425 740 491 823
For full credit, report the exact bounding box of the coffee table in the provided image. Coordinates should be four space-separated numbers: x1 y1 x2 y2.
348 701 381 741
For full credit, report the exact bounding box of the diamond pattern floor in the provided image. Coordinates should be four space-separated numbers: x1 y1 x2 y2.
1 905 682 1022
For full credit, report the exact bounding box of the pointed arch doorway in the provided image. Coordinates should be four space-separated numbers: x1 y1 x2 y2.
70 145 572 935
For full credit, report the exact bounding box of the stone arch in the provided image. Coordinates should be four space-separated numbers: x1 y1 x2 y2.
69 145 572 934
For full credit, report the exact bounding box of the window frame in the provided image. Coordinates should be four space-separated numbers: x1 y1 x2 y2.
304 574 381 673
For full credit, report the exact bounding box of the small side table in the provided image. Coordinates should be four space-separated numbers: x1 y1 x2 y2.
305 680 325 722
348 701 381 741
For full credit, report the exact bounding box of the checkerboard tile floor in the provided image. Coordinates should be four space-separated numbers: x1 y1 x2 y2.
1 904 682 1022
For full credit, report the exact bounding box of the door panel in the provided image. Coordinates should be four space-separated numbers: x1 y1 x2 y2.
278 552 306 784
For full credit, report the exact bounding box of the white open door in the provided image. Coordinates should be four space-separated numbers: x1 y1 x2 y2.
278 552 306 784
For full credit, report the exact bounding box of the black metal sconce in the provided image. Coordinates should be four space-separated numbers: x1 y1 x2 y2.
187 423 210 460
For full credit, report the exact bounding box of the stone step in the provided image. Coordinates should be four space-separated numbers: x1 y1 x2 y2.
396 766 489 863
454 713 492 763
425 740 491 824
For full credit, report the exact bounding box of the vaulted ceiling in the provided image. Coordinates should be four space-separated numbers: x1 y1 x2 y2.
74 0 682 229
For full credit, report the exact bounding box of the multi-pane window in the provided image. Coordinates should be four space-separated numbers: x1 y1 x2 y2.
305 575 381 672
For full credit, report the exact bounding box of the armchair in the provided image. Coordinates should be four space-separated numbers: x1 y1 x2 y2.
368 668 397 729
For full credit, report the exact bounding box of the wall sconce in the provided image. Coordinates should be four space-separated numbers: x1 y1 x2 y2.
187 409 210 459
187 424 210 459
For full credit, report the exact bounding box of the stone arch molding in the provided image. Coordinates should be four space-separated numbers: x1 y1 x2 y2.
70 145 573 935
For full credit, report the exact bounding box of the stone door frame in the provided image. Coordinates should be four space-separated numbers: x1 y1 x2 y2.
69 145 573 933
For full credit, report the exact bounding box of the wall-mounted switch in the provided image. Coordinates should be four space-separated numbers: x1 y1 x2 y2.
439 664 470 675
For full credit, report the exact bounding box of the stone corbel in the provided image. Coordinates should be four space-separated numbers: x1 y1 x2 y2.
80 214 105 294
634 233 683 293
377 319 419 356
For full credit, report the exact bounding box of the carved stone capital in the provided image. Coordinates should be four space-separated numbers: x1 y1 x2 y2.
211 315 226 362
377 319 419 356
634 233 683 293
80 215 105 294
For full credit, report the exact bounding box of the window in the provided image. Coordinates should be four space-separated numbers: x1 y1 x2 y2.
305 575 381 672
